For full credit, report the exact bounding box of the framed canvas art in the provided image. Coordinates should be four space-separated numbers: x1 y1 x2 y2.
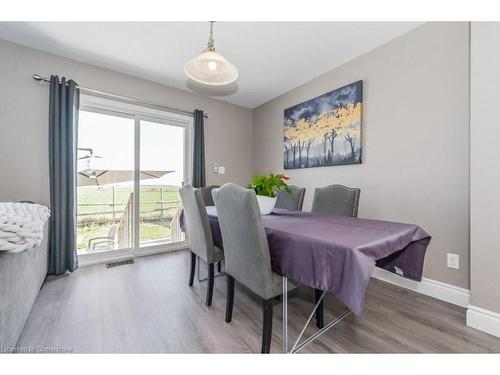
284 80 362 169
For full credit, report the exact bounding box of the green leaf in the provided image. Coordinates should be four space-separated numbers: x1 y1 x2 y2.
248 173 291 198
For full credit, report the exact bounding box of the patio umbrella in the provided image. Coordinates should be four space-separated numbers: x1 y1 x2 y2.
77 169 174 187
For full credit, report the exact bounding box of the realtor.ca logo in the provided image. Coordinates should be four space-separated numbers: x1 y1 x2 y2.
0 345 73 353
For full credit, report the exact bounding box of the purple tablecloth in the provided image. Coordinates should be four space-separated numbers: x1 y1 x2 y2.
185 207 431 316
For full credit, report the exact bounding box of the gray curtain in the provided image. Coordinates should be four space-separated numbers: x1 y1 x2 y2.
192 109 206 188
48 75 79 275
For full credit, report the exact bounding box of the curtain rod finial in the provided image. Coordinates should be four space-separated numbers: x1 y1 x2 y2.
33 74 42 81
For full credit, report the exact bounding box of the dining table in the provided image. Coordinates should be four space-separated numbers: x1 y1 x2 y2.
183 206 431 353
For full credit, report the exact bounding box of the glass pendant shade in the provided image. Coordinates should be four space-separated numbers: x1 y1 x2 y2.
184 50 238 86
184 22 238 86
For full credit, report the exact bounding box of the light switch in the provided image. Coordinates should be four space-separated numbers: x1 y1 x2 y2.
213 163 219 173
447 253 459 270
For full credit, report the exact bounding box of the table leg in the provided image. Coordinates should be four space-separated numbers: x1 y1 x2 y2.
283 284 352 354
197 258 225 282
282 276 288 353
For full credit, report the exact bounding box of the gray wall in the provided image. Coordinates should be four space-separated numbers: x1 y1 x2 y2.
470 22 500 313
0 39 253 206
252 22 470 288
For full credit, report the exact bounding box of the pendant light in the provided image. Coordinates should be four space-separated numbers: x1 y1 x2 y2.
184 21 238 86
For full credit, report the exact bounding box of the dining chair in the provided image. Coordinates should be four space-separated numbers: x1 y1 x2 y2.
311 184 361 217
213 183 295 353
179 184 224 307
199 185 222 271
275 185 306 211
199 184 220 206
311 184 361 328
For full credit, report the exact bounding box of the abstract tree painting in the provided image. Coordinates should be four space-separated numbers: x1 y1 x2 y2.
283 81 362 169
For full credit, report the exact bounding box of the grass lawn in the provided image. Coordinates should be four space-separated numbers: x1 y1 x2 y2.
140 220 171 242
77 186 181 252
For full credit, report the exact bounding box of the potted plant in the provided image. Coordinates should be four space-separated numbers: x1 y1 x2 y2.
248 173 291 215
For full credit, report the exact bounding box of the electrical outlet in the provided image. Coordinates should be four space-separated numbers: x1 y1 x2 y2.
217 166 225 174
447 253 459 270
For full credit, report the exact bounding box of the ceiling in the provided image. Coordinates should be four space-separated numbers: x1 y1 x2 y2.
0 22 423 108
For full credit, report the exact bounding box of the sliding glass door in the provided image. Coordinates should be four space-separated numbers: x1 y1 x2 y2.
76 95 192 263
139 118 187 247
77 110 135 255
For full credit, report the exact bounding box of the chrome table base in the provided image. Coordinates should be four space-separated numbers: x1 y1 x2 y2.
197 258 225 282
282 276 352 354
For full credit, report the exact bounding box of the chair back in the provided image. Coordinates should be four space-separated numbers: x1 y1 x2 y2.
108 225 117 239
199 185 220 206
275 185 306 211
311 184 360 217
179 184 217 263
213 183 275 300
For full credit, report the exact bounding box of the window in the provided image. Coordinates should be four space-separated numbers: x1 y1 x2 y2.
76 95 193 262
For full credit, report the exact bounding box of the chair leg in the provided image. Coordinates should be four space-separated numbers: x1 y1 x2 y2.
314 288 324 329
217 261 222 273
225 275 235 323
261 298 274 354
189 252 196 287
206 263 215 307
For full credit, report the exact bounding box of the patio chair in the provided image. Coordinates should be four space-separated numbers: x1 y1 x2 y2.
88 224 117 251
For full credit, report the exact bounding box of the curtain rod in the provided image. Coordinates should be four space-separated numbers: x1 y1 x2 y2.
32 74 208 118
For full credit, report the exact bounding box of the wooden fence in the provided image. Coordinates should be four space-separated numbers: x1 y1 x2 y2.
77 186 183 246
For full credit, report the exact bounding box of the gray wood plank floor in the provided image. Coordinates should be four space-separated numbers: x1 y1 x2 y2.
17 250 500 353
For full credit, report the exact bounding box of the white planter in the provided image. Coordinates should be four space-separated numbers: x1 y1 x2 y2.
256 195 277 215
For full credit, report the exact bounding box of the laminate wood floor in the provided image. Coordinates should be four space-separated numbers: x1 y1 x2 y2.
17 250 500 353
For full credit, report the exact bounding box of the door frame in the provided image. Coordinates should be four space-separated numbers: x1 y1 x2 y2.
77 94 193 266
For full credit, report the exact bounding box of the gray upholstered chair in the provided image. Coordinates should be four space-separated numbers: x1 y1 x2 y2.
311 184 361 328
213 183 295 353
179 184 224 307
311 184 361 217
199 185 220 206
200 185 222 270
275 185 306 211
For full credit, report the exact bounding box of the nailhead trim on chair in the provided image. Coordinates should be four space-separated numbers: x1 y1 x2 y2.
312 184 361 217
297 187 305 211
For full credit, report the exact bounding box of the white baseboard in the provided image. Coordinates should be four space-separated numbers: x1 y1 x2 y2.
371 267 470 308
467 305 500 338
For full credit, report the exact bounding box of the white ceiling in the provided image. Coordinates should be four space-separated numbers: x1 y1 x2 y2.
0 22 423 108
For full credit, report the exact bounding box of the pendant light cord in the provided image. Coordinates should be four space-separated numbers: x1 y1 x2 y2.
206 21 216 51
